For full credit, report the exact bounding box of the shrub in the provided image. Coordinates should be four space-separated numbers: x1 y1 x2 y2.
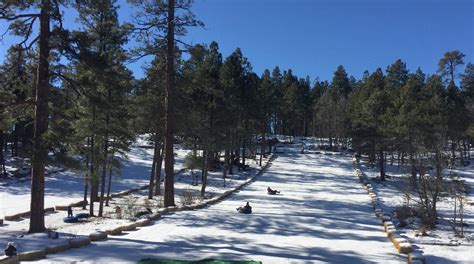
395 206 413 227
180 188 196 206
124 196 139 219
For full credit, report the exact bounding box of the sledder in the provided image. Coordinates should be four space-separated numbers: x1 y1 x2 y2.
267 186 280 195
236 202 252 214
63 210 90 223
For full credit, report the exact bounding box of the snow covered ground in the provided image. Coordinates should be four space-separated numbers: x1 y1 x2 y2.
0 137 188 217
359 158 474 264
32 145 404 263
0 138 267 258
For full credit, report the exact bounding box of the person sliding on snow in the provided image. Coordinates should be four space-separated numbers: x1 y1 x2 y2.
267 186 280 195
4 242 17 257
236 202 252 214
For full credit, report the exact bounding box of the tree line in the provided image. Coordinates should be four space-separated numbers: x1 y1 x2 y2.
1 0 473 233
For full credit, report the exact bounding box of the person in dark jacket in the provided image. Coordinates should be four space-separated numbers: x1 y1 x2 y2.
267 186 280 195
236 202 252 214
4 242 17 257
67 206 73 218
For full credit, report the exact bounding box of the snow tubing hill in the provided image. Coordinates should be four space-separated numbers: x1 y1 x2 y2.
137 259 262 264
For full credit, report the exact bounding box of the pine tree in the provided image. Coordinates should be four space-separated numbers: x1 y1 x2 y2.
70 0 133 216
438 50 466 84
0 0 69 233
271 66 283 135
461 63 474 143
130 0 202 207
397 70 426 182
257 69 272 165
0 46 35 177
437 51 468 161
219 48 252 176
179 42 223 195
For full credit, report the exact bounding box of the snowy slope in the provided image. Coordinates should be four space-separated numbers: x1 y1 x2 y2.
34 145 404 263
360 158 474 264
0 139 188 217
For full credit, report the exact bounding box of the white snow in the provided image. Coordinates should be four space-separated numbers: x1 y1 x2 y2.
31 145 404 263
0 138 269 259
359 156 474 264
0 138 188 217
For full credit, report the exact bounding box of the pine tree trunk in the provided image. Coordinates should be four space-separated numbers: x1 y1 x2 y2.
148 135 159 199
468 142 471 160
89 120 96 216
463 140 468 162
90 106 99 203
89 158 95 215
409 149 417 186
12 125 18 157
229 150 234 175
379 149 385 181
242 140 246 169
201 152 210 196
3 133 6 155
259 131 264 166
155 143 164 195
105 138 116 207
0 131 7 178
29 0 51 233
201 149 207 183
451 141 456 160
98 110 110 217
83 138 90 210
223 149 228 181
105 154 114 206
163 0 175 207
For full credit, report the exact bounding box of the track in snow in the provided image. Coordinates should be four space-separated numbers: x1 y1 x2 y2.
35 146 404 263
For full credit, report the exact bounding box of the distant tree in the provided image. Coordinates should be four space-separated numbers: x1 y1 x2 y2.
437 51 468 161
332 65 352 98
184 150 202 186
317 65 352 148
271 66 283 134
397 70 426 183
461 63 474 144
461 63 474 97
311 80 329 137
384 59 409 164
219 48 251 176
350 68 389 179
257 69 272 165
0 46 35 177
438 50 465 84
180 42 224 196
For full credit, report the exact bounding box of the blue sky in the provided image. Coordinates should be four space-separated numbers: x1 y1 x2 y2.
1 0 473 83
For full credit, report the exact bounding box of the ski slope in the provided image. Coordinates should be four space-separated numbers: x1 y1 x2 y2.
35 145 403 263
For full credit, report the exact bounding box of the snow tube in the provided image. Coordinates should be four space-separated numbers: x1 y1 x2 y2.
237 208 252 214
63 216 78 223
74 213 90 219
